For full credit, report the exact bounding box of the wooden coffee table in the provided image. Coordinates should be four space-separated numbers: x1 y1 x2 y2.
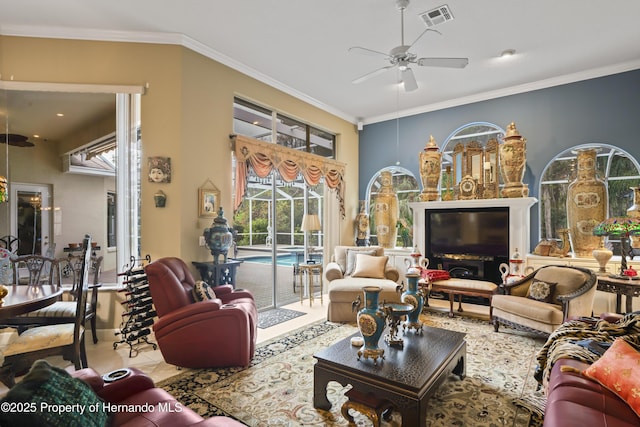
313 326 466 426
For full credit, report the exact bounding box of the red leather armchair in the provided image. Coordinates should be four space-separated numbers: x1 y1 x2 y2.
144 257 257 368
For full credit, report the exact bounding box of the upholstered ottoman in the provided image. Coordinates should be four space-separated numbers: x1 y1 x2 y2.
327 278 402 322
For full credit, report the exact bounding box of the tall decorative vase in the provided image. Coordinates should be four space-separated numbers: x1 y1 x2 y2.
402 274 424 333
566 148 607 257
203 207 234 264
354 200 370 246
373 171 399 249
499 122 529 198
355 286 386 364
419 135 442 202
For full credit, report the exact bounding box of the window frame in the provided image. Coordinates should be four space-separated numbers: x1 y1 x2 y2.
538 143 640 251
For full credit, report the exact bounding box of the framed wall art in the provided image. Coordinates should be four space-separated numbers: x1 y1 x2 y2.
148 156 171 183
199 184 220 218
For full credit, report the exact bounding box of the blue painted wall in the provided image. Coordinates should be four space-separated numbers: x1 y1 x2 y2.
359 69 640 250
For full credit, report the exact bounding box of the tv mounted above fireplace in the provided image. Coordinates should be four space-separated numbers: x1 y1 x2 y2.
425 207 509 260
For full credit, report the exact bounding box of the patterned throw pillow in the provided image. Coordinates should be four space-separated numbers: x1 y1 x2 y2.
583 338 640 417
192 280 217 301
526 279 557 303
0 359 109 427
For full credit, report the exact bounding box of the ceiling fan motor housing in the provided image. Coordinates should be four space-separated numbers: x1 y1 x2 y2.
396 0 410 10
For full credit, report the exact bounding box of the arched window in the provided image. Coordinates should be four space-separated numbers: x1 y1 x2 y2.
365 166 419 247
539 143 640 252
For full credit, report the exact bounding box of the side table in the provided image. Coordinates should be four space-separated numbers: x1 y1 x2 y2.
192 259 243 288
596 275 640 313
298 263 323 306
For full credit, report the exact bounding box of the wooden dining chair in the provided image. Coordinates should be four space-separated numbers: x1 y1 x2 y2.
0 235 18 254
0 235 92 387
3 255 102 344
11 254 60 286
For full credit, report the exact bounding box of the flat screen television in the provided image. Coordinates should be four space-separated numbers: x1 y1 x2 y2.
425 207 509 259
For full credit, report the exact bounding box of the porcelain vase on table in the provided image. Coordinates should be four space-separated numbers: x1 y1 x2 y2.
402 273 424 333
354 286 386 365
203 207 234 264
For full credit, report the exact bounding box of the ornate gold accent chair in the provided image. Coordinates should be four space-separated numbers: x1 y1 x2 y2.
4 255 103 344
492 265 597 336
0 235 92 387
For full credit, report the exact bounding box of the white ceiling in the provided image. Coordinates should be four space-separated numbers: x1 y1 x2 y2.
1 0 640 125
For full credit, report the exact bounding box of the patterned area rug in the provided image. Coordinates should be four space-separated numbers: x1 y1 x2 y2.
158 311 547 426
257 308 306 329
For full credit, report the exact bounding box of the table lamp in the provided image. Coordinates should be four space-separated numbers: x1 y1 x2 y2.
301 214 321 263
593 217 640 277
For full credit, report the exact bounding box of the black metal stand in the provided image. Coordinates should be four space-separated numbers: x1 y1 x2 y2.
192 259 243 288
114 255 157 357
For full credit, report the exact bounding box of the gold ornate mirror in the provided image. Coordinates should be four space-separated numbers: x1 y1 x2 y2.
483 138 499 198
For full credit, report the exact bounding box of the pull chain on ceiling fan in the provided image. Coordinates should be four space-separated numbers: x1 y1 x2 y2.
348 0 468 92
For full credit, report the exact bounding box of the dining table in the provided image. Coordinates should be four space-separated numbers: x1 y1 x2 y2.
0 284 63 320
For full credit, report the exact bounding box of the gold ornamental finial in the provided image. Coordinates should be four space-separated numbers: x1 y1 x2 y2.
424 135 439 151
505 122 521 138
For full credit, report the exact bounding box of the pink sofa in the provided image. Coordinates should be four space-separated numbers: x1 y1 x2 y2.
145 257 257 368
74 367 244 426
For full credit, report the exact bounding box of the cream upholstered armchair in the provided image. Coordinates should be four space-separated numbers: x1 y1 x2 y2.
325 246 401 322
492 265 597 336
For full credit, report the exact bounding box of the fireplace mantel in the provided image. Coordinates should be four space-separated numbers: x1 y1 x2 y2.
409 197 538 258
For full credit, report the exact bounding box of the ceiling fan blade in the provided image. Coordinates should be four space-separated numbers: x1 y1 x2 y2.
352 65 396 84
401 68 418 92
348 46 390 59
417 57 469 68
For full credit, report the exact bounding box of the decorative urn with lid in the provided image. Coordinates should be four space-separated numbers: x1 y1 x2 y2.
352 286 386 365
499 122 529 198
419 135 442 202
499 248 526 284
203 207 234 264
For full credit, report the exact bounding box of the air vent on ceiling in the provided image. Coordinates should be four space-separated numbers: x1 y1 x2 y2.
418 4 454 28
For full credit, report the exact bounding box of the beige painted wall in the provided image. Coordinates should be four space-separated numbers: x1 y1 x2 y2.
1 36 359 268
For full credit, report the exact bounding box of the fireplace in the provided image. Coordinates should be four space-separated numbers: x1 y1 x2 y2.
409 197 538 283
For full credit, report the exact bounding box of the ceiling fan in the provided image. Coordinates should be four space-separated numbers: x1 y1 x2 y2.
0 134 34 147
349 0 468 92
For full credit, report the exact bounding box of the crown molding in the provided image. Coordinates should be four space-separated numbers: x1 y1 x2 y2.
3 25 639 126
365 59 640 125
0 25 357 124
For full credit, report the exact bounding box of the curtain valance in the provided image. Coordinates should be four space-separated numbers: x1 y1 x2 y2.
231 134 346 218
